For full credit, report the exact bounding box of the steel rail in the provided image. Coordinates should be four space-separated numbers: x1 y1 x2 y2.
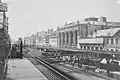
36 57 71 80
28 53 77 80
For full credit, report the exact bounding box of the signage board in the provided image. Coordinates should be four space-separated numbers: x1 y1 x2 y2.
0 3 7 12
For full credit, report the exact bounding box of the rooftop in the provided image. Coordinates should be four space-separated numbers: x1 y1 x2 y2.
92 28 120 37
78 38 104 44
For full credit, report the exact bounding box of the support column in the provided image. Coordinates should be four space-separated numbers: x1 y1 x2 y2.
63 32 65 46
113 38 116 44
73 30 77 46
109 38 111 44
68 31 71 46
65 32 67 46
75 31 78 46
73 31 75 46
71 31 73 46
61 33 64 47
66 32 69 46
58 33 61 47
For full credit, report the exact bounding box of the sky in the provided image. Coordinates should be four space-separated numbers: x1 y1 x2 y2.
2 0 120 40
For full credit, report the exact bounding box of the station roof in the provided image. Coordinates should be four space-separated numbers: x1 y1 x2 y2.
78 38 104 44
93 28 120 37
36 46 120 55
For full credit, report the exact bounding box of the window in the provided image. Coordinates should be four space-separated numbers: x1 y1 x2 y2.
100 47 103 50
91 47 94 50
111 49 114 52
107 38 109 44
81 46 82 49
95 47 98 50
84 46 86 49
116 38 118 44
111 38 113 44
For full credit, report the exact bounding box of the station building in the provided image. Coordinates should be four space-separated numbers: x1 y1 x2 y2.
58 16 120 48
77 28 120 52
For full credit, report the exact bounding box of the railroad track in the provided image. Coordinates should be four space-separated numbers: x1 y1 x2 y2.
26 53 78 80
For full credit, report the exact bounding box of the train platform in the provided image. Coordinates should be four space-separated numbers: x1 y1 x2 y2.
7 58 48 80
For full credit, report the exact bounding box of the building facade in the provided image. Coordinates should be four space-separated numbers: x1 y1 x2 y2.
77 28 120 52
58 22 83 47
24 37 31 45
77 38 104 50
35 29 54 46
49 36 58 47
29 34 36 46
58 16 120 48
48 31 58 47
58 17 105 47
24 34 37 46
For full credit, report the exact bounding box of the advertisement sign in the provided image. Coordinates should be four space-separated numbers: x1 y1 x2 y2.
0 3 7 12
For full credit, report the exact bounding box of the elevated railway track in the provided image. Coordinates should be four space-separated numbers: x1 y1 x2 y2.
25 46 120 79
24 51 78 80
24 48 116 80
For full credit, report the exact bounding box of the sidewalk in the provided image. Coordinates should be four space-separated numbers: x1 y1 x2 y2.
7 58 48 80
